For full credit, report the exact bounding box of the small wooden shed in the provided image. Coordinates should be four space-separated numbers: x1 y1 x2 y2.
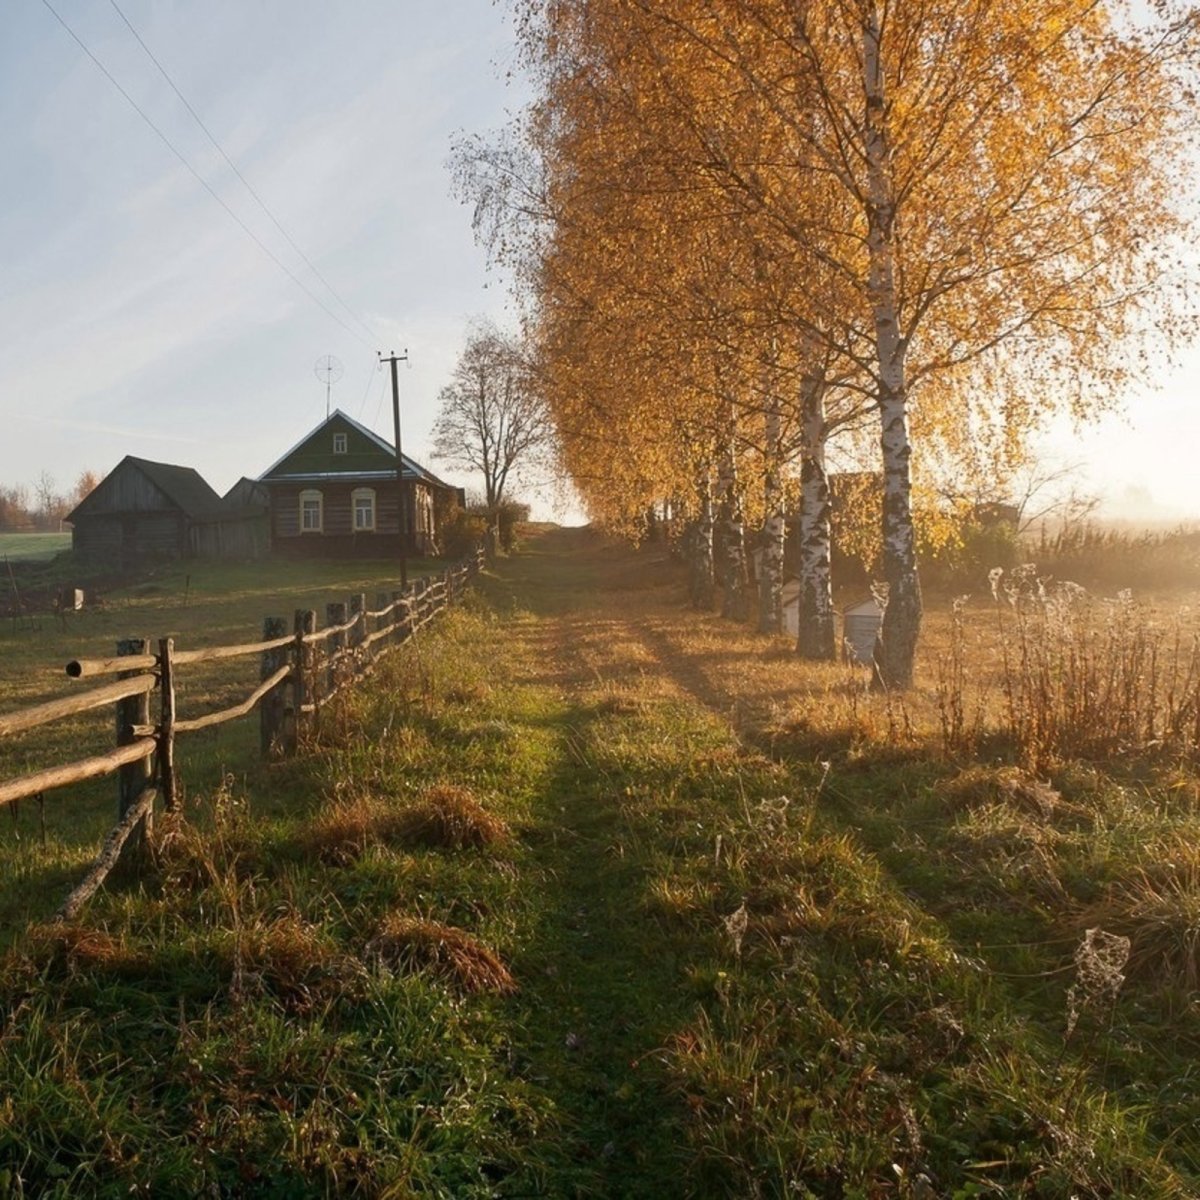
68 458 269 564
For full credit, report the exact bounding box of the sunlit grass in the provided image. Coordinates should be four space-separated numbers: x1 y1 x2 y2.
0 529 1197 1194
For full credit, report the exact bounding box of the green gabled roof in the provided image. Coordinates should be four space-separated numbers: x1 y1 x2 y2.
258 410 455 489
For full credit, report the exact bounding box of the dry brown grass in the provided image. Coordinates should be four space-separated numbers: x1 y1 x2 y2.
26 922 149 976
446 680 494 706
151 780 263 888
226 913 362 1009
1075 855 1200 992
399 784 510 851
934 765 1088 822
301 791 410 865
367 913 516 995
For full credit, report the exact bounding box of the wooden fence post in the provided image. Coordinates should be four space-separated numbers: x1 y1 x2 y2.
349 593 366 668
158 637 179 811
376 592 389 644
293 609 316 746
116 636 153 857
412 579 425 633
392 590 405 646
326 601 347 698
261 616 288 758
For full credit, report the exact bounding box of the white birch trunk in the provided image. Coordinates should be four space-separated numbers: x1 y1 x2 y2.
796 366 836 659
691 472 715 610
717 414 749 622
758 396 786 635
864 4 922 688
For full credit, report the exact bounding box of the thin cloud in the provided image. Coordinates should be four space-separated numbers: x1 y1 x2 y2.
19 413 196 444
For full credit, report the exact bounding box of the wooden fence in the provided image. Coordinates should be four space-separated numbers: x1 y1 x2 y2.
0 545 487 921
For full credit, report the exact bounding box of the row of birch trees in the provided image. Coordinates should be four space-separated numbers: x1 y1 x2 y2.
456 0 1198 687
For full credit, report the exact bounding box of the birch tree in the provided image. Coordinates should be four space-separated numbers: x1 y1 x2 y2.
618 0 1198 685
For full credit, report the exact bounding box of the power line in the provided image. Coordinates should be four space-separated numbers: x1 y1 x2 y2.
106 0 378 345
356 358 381 420
40 0 374 351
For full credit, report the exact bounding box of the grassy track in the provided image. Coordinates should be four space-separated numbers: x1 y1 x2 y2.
0 527 1198 1196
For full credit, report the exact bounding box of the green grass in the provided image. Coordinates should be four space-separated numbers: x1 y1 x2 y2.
0 532 71 562
0 552 441 931
0 529 1198 1195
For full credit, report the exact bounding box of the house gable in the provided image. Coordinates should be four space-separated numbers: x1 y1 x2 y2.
259 411 409 481
258 410 458 491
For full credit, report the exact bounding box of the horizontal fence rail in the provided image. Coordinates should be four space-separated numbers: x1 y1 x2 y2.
0 543 488 920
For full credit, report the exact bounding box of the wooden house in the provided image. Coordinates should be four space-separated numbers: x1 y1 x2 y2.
68 457 270 564
68 456 224 563
258 411 462 558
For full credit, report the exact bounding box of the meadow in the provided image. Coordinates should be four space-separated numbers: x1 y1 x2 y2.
0 533 71 563
0 528 1198 1196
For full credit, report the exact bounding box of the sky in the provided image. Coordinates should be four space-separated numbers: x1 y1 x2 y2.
1 2 1197 525
1 0 550 513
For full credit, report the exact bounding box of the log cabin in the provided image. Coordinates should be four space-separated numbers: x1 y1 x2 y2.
258 410 462 558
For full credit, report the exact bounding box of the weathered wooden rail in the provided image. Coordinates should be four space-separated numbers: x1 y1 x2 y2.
0 545 487 920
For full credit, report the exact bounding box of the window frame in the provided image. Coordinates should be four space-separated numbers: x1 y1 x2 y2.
299 488 323 534
351 486 376 533
332 432 348 455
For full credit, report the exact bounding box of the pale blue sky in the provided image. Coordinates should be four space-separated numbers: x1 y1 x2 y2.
3 1 534 507
2 2 1196 523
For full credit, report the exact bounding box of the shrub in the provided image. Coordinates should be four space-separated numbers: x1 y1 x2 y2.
441 507 490 560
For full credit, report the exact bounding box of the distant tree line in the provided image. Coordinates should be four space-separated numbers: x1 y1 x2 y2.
0 470 99 532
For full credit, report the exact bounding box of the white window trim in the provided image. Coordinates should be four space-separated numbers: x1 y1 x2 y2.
351 487 376 532
333 432 348 454
299 488 323 533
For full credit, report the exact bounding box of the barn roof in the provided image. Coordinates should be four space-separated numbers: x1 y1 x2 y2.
132 458 224 516
258 410 456 490
67 456 224 522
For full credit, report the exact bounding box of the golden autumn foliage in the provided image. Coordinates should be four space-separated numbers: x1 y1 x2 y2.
465 0 1198 680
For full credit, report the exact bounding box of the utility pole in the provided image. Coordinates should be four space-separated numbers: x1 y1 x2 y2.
379 350 409 587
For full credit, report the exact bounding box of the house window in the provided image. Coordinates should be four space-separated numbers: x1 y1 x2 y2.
352 487 376 532
333 433 348 454
299 489 323 533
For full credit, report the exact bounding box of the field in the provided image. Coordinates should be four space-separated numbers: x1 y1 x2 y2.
0 551 439 931
0 532 71 562
1 528 1199 1196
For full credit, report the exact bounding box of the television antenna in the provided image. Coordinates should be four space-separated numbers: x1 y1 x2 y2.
314 354 344 418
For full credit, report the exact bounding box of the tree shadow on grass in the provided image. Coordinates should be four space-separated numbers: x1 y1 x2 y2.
499 697 704 1199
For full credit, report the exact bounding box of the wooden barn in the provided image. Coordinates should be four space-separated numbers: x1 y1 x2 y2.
68 457 269 564
258 411 462 558
68 457 222 563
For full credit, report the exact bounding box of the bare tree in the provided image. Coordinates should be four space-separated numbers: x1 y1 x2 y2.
432 320 550 513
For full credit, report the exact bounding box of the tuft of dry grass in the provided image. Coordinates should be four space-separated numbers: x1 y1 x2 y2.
935 765 1081 822
226 913 361 1009
1075 861 1200 992
25 922 149 976
399 784 510 851
301 792 409 865
446 680 494 706
152 779 262 888
367 913 516 995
